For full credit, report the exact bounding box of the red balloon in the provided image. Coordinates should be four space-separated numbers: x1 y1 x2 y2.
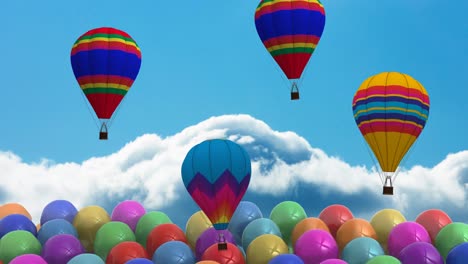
106 241 148 264
201 242 245 264
415 209 452 244
318 204 354 238
146 223 187 257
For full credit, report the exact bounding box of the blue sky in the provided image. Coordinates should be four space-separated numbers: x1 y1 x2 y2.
0 1 467 226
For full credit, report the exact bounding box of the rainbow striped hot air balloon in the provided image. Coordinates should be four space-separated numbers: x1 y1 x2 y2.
181 139 251 249
352 72 430 195
70 27 142 140
254 0 326 100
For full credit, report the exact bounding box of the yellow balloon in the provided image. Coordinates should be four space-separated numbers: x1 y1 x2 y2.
246 234 288 264
73 205 110 252
185 210 213 249
370 208 406 250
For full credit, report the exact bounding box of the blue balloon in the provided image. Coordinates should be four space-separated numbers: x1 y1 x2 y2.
67 253 104 264
269 254 304 264
0 214 37 238
447 242 468 264
125 258 154 264
40 199 78 225
37 218 78 245
341 237 384 264
228 201 263 245
242 218 282 249
152 241 196 264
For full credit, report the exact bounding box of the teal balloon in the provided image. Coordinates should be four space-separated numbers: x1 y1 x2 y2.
228 201 263 245
152 241 195 264
366 255 401 264
242 218 282 249
342 237 384 264
37 219 78 245
62 253 104 264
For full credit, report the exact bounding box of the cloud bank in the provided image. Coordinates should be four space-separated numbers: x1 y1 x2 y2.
0 114 466 226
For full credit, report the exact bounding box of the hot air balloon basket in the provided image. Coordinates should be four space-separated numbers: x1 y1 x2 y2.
291 91 300 100
383 186 394 195
218 242 228 250
99 132 108 140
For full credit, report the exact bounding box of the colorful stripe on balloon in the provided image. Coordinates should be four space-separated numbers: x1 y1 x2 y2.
186 170 250 230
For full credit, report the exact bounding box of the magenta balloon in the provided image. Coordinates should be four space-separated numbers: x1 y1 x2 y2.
295 229 339 264
195 227 235 260
10 254 47 264
387 221 431 257
111 200 146 232
41 234 85 264
398 242 444 264
319 259 347 264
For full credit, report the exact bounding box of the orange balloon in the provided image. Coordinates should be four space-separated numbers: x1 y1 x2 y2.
197 261 220 264
0 203 32 220
291 217 330 248
36 223 41 231
336 218 377 251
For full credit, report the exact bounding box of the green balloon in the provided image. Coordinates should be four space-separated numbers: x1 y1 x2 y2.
135 211 172 247
366 255 401 264
0 230 41 263
435 222 468 259
269 201 307 245
94 221 136 260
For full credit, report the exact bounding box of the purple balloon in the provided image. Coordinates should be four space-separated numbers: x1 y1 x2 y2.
295 229 339 264
10 254 47 264
319 259 347 264
41 234 85 264
111 200 146 232
195 227 235 260
388 221 431 257
398 242 444 264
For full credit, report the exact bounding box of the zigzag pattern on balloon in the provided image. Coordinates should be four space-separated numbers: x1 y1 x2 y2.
186 170 250 230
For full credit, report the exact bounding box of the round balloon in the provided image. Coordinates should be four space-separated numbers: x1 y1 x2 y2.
111 200 146 232
93 221 136 260
341 237 384 264
415 209 452 244
196 227 235 260
319 260 347 264
291 217 330 248
318 204 354 238
105 241 148 264
387 221 431 257
201 242 245 264
73 205 110 252
270 201 307 245
268 254 304 264
186 211 213 249
435 222 468 259
398 242 443 264
126 259 153 264
10 254 47 264
152 241 195 264
0 214 37 238
146 223 187 257
246 234 288 264
366 255 401 264
0 203 32 220
295 229 338 263
197 261 220 264
40 200 78 225
37 218 78 245
41 234 85 264
67 253 105 264
135 211 172 248
336 218 377 251
242 218 282 250
446 242 468 264
181 139 251 230
370 209 406 251
0 230 41 263
228 201 263 245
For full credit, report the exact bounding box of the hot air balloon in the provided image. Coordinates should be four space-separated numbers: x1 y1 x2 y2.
70 27 142 140
352 72 430 195
254 0 326 100
181 139 251 250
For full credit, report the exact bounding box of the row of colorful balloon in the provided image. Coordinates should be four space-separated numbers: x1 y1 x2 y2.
0 200 467 264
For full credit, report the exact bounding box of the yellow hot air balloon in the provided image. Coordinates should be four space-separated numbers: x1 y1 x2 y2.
352 72 430 195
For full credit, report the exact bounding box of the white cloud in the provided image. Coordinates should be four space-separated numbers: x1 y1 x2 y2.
0 114 466 224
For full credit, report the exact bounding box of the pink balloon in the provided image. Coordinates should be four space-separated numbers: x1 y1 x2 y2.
319 259 347 264
295 229 339 264
111 200 146 231
10 254 47 264
387 221 431 257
